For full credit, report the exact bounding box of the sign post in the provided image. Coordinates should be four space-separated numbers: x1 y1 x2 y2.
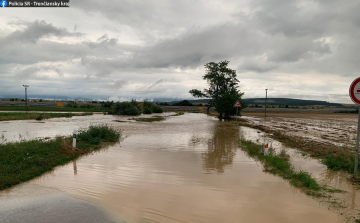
233 100 242 121
72 130 77 151
349 77 360 179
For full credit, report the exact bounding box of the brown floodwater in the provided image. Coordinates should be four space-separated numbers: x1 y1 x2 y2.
0 113 346 222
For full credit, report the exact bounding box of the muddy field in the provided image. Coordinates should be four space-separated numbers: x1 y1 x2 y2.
242 111 358 149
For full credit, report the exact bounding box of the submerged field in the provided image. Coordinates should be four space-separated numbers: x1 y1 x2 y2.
0 106 110 112
1 112 359 222
0 112 93 121
241 111 357 149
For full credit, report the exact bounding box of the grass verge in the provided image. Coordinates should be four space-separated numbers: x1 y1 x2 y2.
0 106 110 112
235 120 358 177
0 112 93 121
133 117 165 122
0 125 121 190
171 112 185 116
240 140 341 197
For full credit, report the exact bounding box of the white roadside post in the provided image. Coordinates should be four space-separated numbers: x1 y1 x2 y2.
72 130 77 151
349 77 360 179
264 143 269 156
233 100 242 121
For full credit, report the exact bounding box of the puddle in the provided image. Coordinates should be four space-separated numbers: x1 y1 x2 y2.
0 113 344 222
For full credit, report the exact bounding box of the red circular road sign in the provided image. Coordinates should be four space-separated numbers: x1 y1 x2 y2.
349 77 360 105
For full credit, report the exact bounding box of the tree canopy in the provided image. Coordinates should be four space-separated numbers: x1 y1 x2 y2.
189 61 243 119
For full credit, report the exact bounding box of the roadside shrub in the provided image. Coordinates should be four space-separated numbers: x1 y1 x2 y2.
111 101 141 116
322 152 354 172
77 125 121 145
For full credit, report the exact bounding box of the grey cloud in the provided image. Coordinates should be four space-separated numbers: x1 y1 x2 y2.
15 65 64 80
6 20 83 43
130 23 261 69
148 79 165 89
239 56 278 73
0 41 88 65
86 35 118 49
104 80 129 89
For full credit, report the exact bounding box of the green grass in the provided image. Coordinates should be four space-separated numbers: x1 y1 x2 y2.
134 117 165 122
321 151 355 172
0 106 110 112
0 125 121 190
240 140 322 193
171 112 185 116
0 112 93 121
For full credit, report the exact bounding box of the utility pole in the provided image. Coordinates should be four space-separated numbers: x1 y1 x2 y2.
265 89 268 117
23 85 29 113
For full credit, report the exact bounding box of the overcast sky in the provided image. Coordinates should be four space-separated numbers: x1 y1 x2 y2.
0 0 359 103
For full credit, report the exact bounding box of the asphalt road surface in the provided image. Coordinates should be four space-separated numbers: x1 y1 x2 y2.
0 185 122 223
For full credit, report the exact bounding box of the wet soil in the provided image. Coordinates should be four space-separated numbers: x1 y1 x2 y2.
241 111 358 149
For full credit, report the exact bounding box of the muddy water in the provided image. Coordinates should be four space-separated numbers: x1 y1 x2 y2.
240 125 360 220
0 113 342 222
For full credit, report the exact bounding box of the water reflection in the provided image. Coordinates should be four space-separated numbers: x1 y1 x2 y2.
202 122 239 173
73 161 77 175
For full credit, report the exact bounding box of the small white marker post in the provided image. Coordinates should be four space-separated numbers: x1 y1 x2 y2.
349 77 360 179
264 143 269 156
72 130 77 151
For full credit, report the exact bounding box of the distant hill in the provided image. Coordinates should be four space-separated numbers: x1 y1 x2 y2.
164 98 344 107
242 98 343 107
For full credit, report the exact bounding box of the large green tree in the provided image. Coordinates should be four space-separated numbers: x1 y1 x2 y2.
189 61 243 119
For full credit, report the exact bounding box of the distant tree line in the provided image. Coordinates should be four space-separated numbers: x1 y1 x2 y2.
109 100 163 116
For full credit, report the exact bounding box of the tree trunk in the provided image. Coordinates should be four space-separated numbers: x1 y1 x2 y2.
219 112 223 120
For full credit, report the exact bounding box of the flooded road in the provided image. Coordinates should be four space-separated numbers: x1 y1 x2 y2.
0 113 343 222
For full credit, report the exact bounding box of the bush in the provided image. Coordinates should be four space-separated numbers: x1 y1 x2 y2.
79 104 97 109
66 101 78 108
143 107 152 114
174 100 193 106
101 101 114 108
143 101 163 114
111 101 141 116
152 105 163 113
77 125 121 145
322 152 354 172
